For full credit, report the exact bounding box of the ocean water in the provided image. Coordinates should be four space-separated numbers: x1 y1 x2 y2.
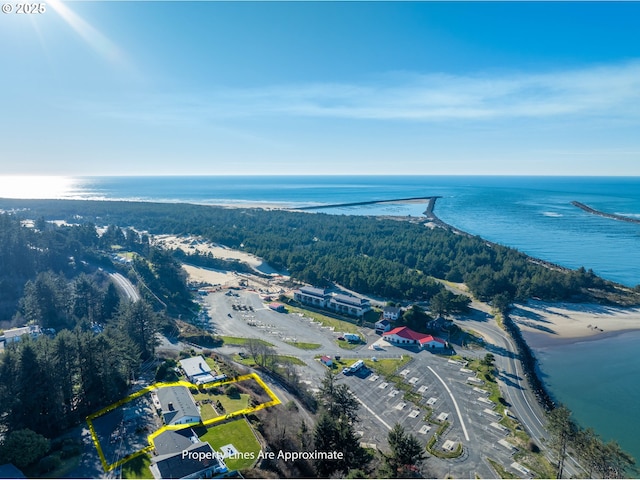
3 174 640 460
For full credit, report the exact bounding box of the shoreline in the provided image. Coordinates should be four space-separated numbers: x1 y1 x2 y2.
510 301 640 348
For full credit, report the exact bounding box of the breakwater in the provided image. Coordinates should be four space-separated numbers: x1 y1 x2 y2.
296 195 441 212
572 201 640 224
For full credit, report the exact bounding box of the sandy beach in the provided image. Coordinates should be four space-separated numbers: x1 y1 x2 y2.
511 300 640 348
153 234 288 276
153 234 289 293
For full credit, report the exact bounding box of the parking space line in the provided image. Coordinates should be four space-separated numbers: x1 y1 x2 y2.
427 366 470 442
353 395 392 431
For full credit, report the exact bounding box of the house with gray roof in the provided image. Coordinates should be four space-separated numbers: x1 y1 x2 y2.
156 386 201 426
153 428 200 456
150 442 228 479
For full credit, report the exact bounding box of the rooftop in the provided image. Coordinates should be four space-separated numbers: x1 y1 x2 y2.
331 294 370 307
153 428 198 456
298 286 329 297
179 356 212 378
156 386 200 425
153 442 227 479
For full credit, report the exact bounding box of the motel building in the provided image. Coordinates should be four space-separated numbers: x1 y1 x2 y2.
293 286 372 318
293 286 330 307
382 326 447 350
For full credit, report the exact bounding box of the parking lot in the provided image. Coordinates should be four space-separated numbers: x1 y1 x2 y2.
340 350 529 479
197 286 531 478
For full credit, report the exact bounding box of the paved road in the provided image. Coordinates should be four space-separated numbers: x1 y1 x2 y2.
109 272 140 302
439 284 550 447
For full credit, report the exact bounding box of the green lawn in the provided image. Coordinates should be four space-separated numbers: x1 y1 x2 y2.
219 336 273 346
337 339 362 350
192 390 251 414
198 418 261 471
121 454 153 479
285 305 360 333
284 341 322 350
235 354 306 367
363 356 412 376
200 402 219 421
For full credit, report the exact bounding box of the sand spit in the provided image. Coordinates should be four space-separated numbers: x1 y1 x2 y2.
511 300 640 348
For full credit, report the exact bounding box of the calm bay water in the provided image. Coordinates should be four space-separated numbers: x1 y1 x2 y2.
4 174 640 460
536 331 640 463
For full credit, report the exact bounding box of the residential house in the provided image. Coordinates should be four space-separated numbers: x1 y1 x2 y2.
375 319 392 333
426 316 454 331
150 441 228 479
153 429 200 456
382 306 402 321
1 325 41 345
156 386 201 426
179 356 225 385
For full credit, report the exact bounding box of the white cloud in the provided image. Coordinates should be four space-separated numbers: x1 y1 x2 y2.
73 60 640 124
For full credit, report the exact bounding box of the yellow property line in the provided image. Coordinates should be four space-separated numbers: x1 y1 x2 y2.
86 373 280 472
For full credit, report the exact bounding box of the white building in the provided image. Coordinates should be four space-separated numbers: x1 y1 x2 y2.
327 294 372 317
179 356 226 385
382 306 402 321
375 319 392 333
383 326 446 349
293 286 330 307
1 325 41 345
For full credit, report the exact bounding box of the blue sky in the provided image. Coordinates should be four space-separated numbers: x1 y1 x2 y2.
1 1 640 176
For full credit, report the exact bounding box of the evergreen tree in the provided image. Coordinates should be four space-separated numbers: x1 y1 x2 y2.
383 423 428 478
547 405 577 479
117 301 158 360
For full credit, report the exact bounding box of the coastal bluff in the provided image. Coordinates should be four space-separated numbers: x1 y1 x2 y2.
571 201 640 225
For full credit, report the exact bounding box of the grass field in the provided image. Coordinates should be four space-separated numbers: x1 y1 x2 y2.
363 356 412 376
192 390 251 414
285 305 360 334
284 340 322 350
198 418 261 471
235 354 306 367
219 336 274 346
121 454 152 479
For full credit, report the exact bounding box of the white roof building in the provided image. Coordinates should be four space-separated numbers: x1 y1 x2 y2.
179 356 225 385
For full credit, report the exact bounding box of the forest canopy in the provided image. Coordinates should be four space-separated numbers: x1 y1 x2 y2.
1 198 637 307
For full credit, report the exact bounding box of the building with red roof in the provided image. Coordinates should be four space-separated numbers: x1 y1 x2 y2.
383 326 447 349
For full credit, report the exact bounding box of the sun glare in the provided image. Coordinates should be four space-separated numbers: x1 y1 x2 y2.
0 176 76 199
46 0 125 67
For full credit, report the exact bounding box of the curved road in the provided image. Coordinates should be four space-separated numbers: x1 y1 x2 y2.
109 272 141 302
457 298 582 477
